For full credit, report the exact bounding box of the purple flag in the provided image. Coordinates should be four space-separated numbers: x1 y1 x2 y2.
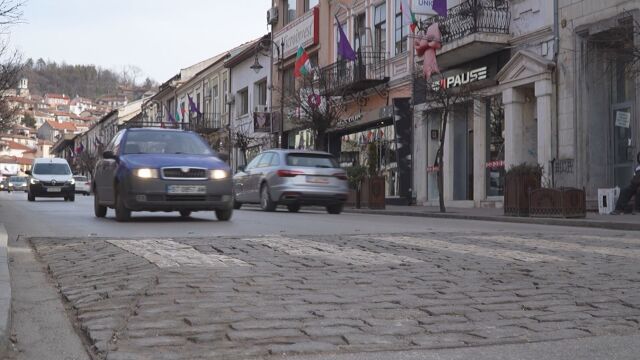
335 16 356 61
187 95 202 115
164 104 176 123
433 0 447 17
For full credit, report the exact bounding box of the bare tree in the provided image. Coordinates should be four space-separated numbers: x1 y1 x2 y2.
231 123 261 166
76 150 100 178
424 78 472 213
0 0 24 131
279 72 345 151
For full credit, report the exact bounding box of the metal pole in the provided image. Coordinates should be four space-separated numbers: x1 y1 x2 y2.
279 39 285 148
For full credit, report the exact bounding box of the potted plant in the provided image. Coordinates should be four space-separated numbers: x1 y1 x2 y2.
504 163 542 216
346 165 367 209
366 142 386 209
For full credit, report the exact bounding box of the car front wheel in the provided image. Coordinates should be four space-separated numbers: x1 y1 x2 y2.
27 193 35 202
179 210 192 218
215 208 233 221
326 204 343 215
94 189 107 218
114 187 131 222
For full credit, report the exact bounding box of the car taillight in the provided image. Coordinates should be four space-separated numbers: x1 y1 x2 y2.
277 169 304 177
333 172 348 180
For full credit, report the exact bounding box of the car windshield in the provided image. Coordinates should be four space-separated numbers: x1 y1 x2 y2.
33 163 71 175
123 131 213 155
9 176 26 182
286 153 338 168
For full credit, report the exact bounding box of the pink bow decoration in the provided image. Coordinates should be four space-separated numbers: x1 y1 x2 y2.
415 23 442 80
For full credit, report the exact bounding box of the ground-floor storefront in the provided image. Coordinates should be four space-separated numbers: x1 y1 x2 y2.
413 49 558 208
327 98 413 203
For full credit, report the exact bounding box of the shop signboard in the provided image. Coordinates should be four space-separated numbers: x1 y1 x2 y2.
431 66 488 90
273 7 319 59
253 112 271 133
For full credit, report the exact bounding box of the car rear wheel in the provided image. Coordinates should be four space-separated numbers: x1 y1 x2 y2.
114 188 131 222
260 184 277 212
215 208 233 221
27 193 35 202
94 190 107 218
287 204 300 213
233 200 242 210
68 195 75 202
326 204 343 215
179 210 192 218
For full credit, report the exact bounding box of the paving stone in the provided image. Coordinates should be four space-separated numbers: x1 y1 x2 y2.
269 341 339 355
226 328 303 341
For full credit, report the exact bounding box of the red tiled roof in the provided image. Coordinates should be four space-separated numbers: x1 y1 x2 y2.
45 120 77 131
37 139 54 145
5 140 33 151
0 155 32 165
45 93 70 100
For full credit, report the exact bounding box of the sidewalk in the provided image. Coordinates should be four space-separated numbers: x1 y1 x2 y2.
344 205 640 231
0 224 10 352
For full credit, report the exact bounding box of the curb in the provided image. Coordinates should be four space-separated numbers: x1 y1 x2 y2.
0 224 10 352
343 209 640 232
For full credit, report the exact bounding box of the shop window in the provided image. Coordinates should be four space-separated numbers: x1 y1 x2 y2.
374 4 386 54
354 12 367 52
486 96 505 197
284 0 296 25
238 88 248 116
282 66 295 98
304 0 318 12
394 0 407 55
255 79 267 107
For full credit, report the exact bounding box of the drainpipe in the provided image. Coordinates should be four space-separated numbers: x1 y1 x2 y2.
553 0 560 187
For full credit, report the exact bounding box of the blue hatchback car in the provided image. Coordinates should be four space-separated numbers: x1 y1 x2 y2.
92 128 233 222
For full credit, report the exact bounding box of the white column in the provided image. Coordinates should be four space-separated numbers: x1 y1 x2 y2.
413 109 428 204
473 99 487 206
443 111 454 201
503 88 525 169
535 79 553 179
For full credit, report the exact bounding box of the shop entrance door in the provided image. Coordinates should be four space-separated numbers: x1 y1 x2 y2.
612 103 634 188
453 104 473 200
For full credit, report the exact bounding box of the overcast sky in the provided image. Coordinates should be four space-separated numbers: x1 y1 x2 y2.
12 0 271 83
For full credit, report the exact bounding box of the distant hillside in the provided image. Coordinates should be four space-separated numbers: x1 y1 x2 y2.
21 58 157 100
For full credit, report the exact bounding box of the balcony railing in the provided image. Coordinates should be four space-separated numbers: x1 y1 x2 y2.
420 0 510 45
190 112 223 133
319 50 389 96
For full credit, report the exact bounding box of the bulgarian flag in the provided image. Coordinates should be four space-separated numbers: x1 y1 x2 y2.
294 46 312 77
401 0 418 33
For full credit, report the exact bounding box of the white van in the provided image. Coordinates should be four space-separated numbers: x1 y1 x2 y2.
26 158 76 202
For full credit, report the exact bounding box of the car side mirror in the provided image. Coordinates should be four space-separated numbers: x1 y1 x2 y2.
237 165 246 173
103 150 116 159
25 170 31 175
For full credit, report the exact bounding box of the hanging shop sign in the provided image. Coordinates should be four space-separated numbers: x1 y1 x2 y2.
336 113 363 128
253 111 271 133
431 66 488 90
273 7 319 59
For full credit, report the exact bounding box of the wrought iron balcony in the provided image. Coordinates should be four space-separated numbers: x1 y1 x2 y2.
190 112 223 133
420 0 510 45
319 50 389 96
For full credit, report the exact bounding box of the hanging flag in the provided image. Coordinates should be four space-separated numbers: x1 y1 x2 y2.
75 142 84 154
433 0 448 17
164 104 176 123
335 16 357 61
180 102 187 120
400 0 418 33
175 103 182 123
95 136 103 147
294 46 313 77
188 95 202 115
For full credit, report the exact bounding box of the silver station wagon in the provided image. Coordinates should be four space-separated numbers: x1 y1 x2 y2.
232 150 349 214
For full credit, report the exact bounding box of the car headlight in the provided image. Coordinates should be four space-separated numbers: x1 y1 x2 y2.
135 168 159 179
29 178 39 185
209 169 229 180
69 178 75 185
8 183 13 187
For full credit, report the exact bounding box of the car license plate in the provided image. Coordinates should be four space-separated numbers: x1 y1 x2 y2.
47 187 61 192
167 185 206 194
306 176 329 184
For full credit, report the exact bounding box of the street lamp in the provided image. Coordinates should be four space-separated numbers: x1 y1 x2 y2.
250 37 285 148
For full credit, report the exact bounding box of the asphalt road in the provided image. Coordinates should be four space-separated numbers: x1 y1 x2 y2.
1 191 640 360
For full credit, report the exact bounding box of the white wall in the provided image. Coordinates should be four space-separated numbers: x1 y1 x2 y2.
229 52 272 134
